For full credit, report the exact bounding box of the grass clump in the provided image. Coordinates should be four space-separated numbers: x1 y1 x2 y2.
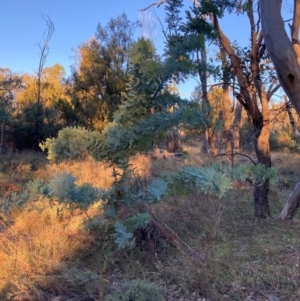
105 278 165 301
0 199 100 300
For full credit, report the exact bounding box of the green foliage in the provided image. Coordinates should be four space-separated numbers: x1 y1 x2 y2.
47 172 77 202
210 162 277 186
113 213 153 249
178 166 232 198
248 164 277 186
269 130 296 151
113 222 135 249
147 178 168 202
39 126 102 161
46 172 99 209
22 172 100 211
123 213 152 232
26 178 46 199
0 191 29 213
12 102 62 150
70 14 138 129
104 279 165 301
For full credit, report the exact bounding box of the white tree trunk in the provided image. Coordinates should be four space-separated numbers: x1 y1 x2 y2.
260 0 300 114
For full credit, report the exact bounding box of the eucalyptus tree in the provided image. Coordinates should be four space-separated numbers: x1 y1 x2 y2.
0 69 22 152
143 0 281 217
12 64 68 149
35 15 54 144
70 13 138 131
260 0 300 220
193 0 283 217
259 0 300 114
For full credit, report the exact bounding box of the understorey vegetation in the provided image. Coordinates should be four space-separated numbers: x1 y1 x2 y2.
2 0 300 300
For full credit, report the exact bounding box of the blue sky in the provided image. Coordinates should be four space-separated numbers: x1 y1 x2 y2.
0 0 253 96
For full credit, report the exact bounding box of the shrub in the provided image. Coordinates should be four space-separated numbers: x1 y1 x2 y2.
39 126 102 162
269 130 295 151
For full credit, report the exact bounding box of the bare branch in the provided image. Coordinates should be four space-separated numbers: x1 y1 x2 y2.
267 83 281 99
215 151 257 165
139 1 168 11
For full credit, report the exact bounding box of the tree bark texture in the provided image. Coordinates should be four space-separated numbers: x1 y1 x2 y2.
260 0 300 115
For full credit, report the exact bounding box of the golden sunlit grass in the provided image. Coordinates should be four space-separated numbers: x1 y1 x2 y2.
0 198 103 300
0 143 300 300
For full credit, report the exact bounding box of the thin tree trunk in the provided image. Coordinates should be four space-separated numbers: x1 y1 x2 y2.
252 92 271 218
231 100 242 154
220 45 232 161
198 46 210 154
202 128 210 154
213 9 272 217
253 121 271 217
215 110 223 156
0 117 5 154
279 182 300 220
222 83 232 161
284 95 300 137
253 103 271 218
208 128 218 156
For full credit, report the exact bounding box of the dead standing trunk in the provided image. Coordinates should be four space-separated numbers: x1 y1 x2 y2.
35 15 54 145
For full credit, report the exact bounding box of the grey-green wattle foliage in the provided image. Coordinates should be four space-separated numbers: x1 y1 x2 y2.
39 126 102 162
113 214 152 249
90 104 206 166
209 162 277 186
178 166 232 198
26 172 100 210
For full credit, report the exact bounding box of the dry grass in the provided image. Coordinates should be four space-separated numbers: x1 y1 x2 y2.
0 143 300 300
0 199 101 300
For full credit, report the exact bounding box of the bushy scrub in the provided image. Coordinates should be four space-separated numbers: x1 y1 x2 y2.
269 130 296 151
105 279 165 301
39 126 102 162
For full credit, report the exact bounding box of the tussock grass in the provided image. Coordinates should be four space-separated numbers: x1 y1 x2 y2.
0 145 300 300
0 199 100 300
